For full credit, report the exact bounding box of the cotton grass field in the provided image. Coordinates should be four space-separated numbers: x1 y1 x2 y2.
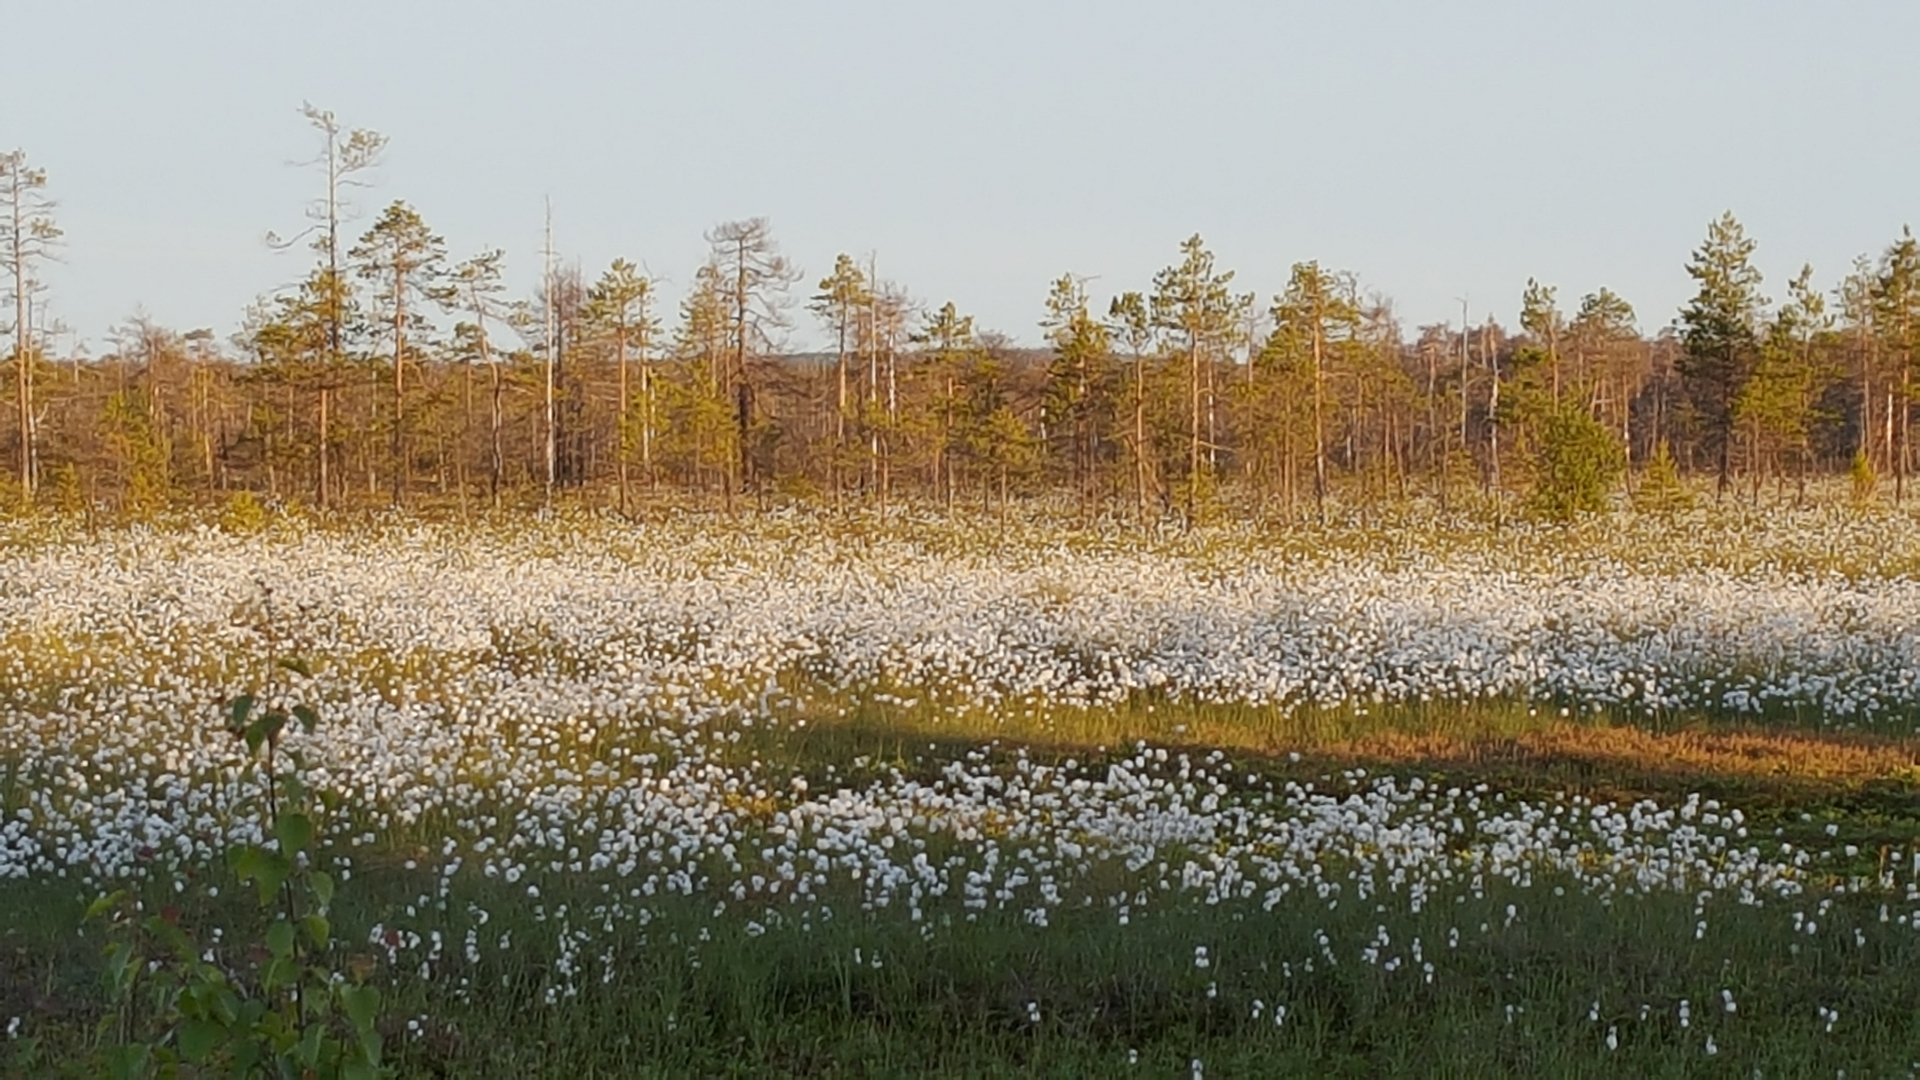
3 505 1920 1076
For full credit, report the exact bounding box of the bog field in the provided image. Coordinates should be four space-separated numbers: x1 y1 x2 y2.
2 505 1920 1077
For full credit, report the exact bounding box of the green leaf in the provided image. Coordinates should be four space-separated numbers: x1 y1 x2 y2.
295 1021 326 1067
245 711 287 756
308 870 335 911
261 955 298 991
292 703 320 732
101 942 136 997
275 811 314 855
105 1043 151 1080
300 913 330 950
277 655 313 678
85 890 126 921
237 849 291 905
342 983 380 1031
265 919 296 958
214 985 242 1025
227 693 256 733
178 1017 224 1062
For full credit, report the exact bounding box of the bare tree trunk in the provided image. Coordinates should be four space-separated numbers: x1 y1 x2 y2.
1311 326 1328 519
317 386 331 511
488 363 503 507
1134 351 1149 526
616 324 629 515
1187 337 1201 525
9 176 31 501
391 281 407 506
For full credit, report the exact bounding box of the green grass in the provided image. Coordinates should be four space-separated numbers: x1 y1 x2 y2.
3 705 1920 1077
6 504 1920 1075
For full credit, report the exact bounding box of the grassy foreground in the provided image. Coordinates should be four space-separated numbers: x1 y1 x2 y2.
2 507 1920 1076
3 698 1919 1077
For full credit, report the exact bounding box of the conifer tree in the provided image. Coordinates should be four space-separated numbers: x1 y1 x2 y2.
1568 289 1641 467
1270 261 1361 517
266 104 385 510
1678 212 1768 497
350 201 446 505
809 254 870 505
1740 265 1835 500
1040 274 1111 516
1874 228 1920 500
704 219 799 504
912 301 977 506
1150 236 1245 524
1106 291 1156 523
584 259 659 512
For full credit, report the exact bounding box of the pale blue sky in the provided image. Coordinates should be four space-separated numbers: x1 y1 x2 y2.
7 0 1917 352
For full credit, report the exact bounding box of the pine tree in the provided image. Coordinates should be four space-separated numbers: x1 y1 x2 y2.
1106 291 1157 524
1040 274 1111 517
1150 236 1246 524
1270 262 1361 518
809 254 870 506
1568 289 1641 472
1633 439 1692 514
1740 265 1835 501
583 259 659 512
1874 227 1920 501
1678 212 1768 498
349 201 446 505
1527 405 1623 521
266 104 385 510
912 301 977 507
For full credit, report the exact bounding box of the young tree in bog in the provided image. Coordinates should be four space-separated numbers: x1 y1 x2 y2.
1106 290 1157 524
1568 289 1641 471
1527 404 1624 521
1838 256 1881 471
1874 228 1920 501
1150 236 1245 525
1520 279 1565 410
584 259 659 513
670 263 738 504
1678 212 1767 498
1271 261 1361 518
1740 265 1836 502
914 301 977 507
810 254 870 507
1 150 60 502
1040 274 1112 519
349 201 446 506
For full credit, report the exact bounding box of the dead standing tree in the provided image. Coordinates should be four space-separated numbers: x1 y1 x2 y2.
1 150 60 501
266 104 385 511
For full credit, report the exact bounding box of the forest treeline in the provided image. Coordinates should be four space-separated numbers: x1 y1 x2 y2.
4 108 1919 523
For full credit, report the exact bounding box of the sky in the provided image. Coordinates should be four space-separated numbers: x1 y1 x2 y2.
5 0 1918 355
